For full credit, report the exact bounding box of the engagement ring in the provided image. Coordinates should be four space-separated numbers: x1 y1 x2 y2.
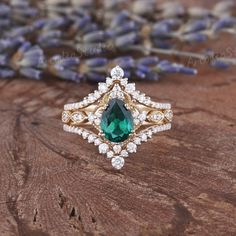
62 66 173 169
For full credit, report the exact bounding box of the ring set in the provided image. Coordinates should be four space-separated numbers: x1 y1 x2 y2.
62 66 173 169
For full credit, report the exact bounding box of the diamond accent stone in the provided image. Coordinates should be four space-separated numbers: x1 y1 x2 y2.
107 151 114 159
88 93 96 103
94 118 101 126
71 112 83 123
111 156 125 169
88 113 95 123
125 83 135 93
164 110 173 121
98 143 109 154
134 118 140 125
141 133 147 142
98 83 108 93
150 111 164 122
111 66 124 78
120 78 128 86
88 134 96 143
113 145 122 154
94 138 102 146
138 112 147 122
127 142 137 153
147 130 152 138
120 150 128 157
82 131 89 139
62 111 70 123
134 137 141 145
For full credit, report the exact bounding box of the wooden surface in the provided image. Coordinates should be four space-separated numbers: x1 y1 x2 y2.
1 2 236 236
0 64 236 236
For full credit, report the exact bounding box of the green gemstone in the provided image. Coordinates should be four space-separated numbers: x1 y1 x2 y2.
100 98 134 143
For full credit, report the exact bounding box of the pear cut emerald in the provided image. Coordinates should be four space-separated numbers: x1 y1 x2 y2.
100 98 134 143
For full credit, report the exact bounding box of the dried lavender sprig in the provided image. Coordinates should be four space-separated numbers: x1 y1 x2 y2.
127 45 236 68
2 1 236 52
1 41 197 81
1 1 235 74
0 0 38 27
1 16 236 71
43 0 236 23
49 55 197 82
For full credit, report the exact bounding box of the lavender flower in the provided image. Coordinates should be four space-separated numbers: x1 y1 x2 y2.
0 0 236 83
11 42 46 79
0 67 15 78
49 55 81 82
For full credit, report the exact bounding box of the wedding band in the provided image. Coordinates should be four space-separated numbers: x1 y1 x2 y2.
62 66 173 169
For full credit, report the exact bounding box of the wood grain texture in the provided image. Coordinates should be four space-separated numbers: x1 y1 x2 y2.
1 1 236 236
0 64 236 236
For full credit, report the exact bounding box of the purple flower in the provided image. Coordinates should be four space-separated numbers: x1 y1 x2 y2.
50 55 81 82
212 17 236 32
37 30 62 47
6 26 33 38
182 33 207 43
110 10 130 28
115 32 139 48
211 59 229 69
85 58 108 67
11 42 45 79
0 4 10 16
184 19 209 33
0 68 15 78
0 37 24 52
82 31 109 43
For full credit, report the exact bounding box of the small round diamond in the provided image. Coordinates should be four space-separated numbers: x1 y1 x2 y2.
99 143 109 154
120 150 128 157
107 151 114 159
120 78 128 86
113 145 122 154
88 113 95 123
125 83 135 93
77 128 83 135
139 112 147 122
127 142 137 153
98 83 108 93
111 66 124 78
88 93 96 103
82 131 89 139
134 137 141 145
134 119 140 125
94 118 101 126
111 156 125 169
88 134 96 143
147 130 152 138
106 77 113 86
94 139 102 146
141 134 147 142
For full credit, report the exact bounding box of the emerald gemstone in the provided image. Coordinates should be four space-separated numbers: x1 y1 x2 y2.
100 98 134 143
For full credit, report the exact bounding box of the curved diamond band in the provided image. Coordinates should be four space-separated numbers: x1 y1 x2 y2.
62 66 173 169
